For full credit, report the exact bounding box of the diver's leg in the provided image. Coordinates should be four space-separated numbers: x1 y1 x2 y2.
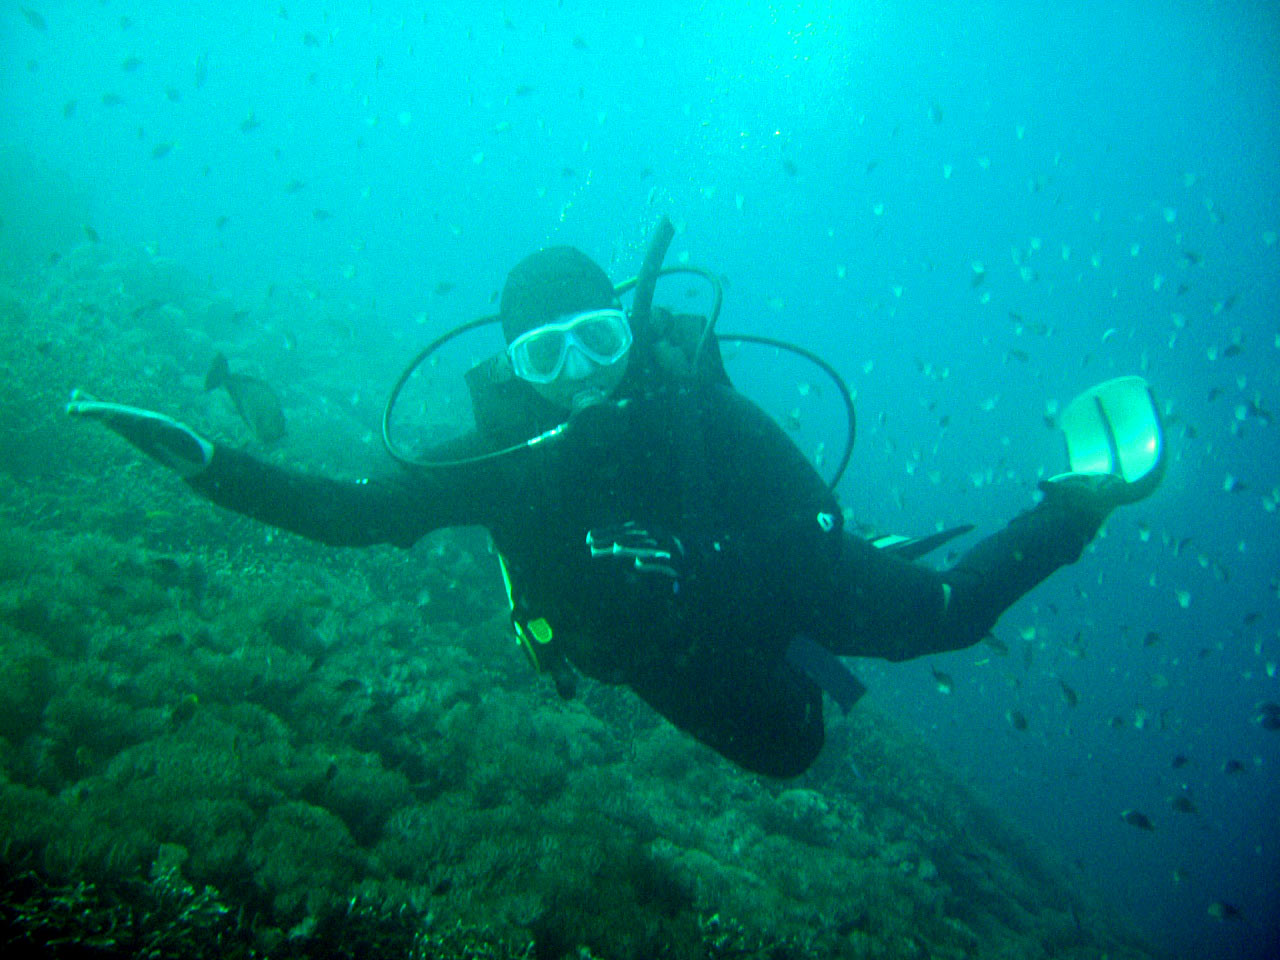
816 492 1104 662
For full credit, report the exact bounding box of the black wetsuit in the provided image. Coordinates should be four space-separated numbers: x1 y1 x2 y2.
189 348 1101 778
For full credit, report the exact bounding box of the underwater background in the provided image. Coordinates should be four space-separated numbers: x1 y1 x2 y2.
0 2 1276 958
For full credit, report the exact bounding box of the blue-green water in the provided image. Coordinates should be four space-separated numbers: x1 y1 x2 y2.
1 3 1276 957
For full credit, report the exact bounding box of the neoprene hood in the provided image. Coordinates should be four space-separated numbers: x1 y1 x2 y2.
499 246 617 344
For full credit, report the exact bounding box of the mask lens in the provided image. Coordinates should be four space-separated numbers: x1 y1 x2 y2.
575 315 628 358
521 330 567 379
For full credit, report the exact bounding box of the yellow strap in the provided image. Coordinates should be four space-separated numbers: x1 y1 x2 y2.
527 617 553 644
498 553 554 671
497 553 516 606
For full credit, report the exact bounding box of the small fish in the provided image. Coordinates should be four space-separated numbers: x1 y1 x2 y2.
1006 709 1028 731
83 224 100 243
194 52 208 89
1120 809 1155 831
131 299 163 320
782 158 799 176
571 35 588 50
1058 680 1079 707
930 666 953 694
239 111 260 133
1142 630 1161 647
1170 793 1196 814
150 557 183 580
982 635 1009 655
1171 753 1189 769
205 353 286 442
303 31 321 47
1246 399 1273 426
312 208 332 221
1207 901 1242 921
169 693 199 727
21 7 47 31
151 142 174 159
283 178 307 193
514 83 535 97
62 99 76 118
1222 759 1246 775
1254 701 1280 731
121 55 143 72
164 86 181 102
433 280 455 296
101 92 124 107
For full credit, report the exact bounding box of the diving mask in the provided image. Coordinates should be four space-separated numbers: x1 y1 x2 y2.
507 308 633 384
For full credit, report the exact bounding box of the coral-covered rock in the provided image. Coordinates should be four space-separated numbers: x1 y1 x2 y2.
250 800 368 920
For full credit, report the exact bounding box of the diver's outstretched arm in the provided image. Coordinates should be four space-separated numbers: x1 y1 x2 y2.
815 375 1165 661
185 444 467 548
68 393 490 548
814 489 1107 661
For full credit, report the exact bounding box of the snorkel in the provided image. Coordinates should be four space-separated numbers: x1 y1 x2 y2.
628 216 676 357
565 216 673 413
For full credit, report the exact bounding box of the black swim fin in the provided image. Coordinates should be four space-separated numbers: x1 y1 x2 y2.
205 352 230 391
866 523 975 560
785 635 867 714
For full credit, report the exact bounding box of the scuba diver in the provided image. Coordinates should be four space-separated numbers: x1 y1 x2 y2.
67 218 1166 778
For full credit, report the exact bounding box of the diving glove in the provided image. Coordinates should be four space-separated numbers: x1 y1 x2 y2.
586 522 684 581
67 391 213 478
1037 473 1131 525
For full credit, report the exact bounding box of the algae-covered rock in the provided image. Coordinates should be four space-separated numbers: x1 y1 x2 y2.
250 800 369 920
0 594 91 658
0 627 54 742
760 787 840 847
314 747 413 846
0 775 59 860
43 681 166 779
